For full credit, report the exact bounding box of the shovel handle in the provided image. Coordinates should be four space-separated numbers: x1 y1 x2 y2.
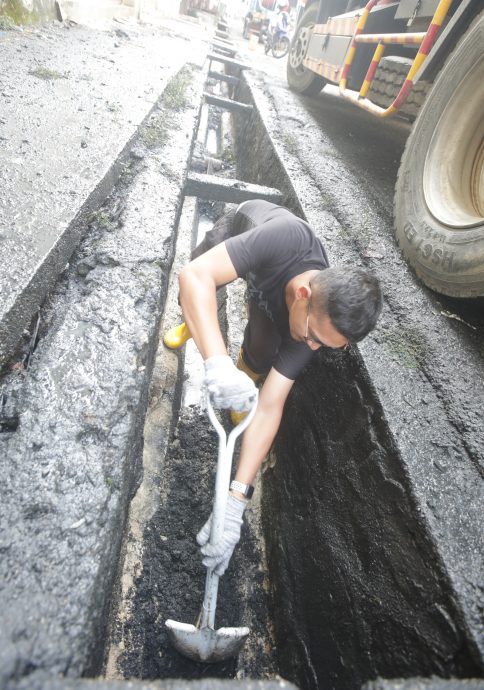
200 391 258 629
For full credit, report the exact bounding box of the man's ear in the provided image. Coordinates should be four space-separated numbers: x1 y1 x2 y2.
295 284 311 301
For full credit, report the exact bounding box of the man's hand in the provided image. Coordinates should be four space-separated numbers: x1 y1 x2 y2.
204 355 257 412
196 494 247 576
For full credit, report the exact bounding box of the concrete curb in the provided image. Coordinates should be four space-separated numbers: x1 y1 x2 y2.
0 62 206 688
363 680 484 690
11 673 299 690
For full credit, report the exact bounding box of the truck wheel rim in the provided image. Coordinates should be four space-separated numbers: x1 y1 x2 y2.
423 58 484 229
289 24 311 72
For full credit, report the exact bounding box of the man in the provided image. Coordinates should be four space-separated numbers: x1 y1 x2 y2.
270 0 290 36
164 200 382 578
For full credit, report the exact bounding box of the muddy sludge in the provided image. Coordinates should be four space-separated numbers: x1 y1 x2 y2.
109 408 275 681
262 347 481 689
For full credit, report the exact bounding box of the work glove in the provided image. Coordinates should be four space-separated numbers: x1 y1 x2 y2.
197 494 247 576
203 355 257 412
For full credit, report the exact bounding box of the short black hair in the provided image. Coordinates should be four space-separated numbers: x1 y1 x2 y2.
311 268 383 342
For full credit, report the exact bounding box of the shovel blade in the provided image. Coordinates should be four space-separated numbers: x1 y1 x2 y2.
165 619 250 663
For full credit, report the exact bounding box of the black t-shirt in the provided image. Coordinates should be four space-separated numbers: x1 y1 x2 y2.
225 200 329 379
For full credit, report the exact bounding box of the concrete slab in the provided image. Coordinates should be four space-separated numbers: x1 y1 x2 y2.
204 93 253 113
0 19 208 367
209 70 241 87
363 680 484 690
212 41 238 56
207 53 251 70
13 673 300 690
185 172 283 203
0 40 207 690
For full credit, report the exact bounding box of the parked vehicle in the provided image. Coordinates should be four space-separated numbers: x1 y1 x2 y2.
243 0 277 40
265 25 291 57
286 0 484 298
265 7 291 57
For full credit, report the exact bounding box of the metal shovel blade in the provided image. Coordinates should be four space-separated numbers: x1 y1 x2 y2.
165 619 250 663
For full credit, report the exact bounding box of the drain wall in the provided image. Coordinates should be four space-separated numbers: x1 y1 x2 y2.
264 351 479 689
232 79 481 690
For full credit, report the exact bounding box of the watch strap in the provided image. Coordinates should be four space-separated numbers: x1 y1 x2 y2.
230 480 254 500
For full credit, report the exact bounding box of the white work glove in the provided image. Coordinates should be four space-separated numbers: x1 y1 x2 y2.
203 355 256 412
196 494 247 576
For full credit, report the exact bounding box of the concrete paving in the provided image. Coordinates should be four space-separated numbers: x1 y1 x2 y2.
0 16 208 367
0 13 210 689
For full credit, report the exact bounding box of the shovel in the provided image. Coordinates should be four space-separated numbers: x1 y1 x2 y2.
165 390 258 663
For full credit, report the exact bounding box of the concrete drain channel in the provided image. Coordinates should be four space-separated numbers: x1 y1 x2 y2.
1 23 482 690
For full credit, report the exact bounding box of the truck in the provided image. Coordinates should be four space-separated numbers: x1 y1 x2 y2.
286 0 484 298
243 0 278 39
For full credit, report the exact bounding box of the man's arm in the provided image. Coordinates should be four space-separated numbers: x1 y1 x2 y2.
234 367 295 487
179 242 238 360
197 367 294 576
179 241 256 413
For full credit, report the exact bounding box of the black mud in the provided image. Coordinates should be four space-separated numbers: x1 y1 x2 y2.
114 408 273 680
263 347 481 690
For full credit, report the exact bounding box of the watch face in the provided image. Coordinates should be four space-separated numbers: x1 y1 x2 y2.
246 485 255 499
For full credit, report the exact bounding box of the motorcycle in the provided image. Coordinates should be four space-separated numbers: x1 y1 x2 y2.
263 25 290 59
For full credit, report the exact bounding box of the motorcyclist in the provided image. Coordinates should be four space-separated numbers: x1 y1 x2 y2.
271 0 290 36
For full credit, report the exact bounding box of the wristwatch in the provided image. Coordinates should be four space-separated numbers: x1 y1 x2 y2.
230 480 254 500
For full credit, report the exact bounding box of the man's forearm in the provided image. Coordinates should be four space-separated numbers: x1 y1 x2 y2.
234 404 283 486
178 242 238 360
179 268 226 360
233 368 294 489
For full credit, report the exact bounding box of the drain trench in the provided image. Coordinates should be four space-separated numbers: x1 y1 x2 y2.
104 49 279 683
103 24 482 690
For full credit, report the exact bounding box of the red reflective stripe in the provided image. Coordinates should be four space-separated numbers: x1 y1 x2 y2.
419 21 440 55
393 79 412 110
366 58 380 82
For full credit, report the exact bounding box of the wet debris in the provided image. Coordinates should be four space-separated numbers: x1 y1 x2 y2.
28 66 68 80
440 311 477 330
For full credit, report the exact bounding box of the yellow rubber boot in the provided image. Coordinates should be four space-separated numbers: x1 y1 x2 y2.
230 349 263 425
163 322 192 350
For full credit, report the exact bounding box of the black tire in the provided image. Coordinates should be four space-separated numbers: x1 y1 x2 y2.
287 4 326 95
264 37 271 54
272 35 290 59
368 56 429 121
394 10 484 297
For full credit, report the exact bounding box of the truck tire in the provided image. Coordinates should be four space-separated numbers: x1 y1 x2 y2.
394 10 484 297
287 4 326 95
